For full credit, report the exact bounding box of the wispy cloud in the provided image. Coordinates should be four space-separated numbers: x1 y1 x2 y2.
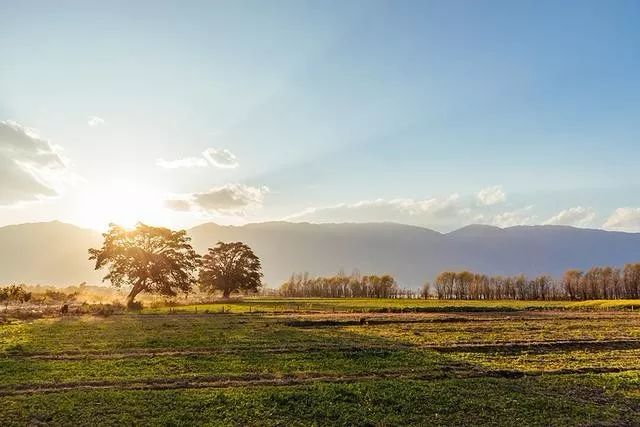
87 116 105 127
166 183 269 215
202 148 239 169
158 148 239 170
156 157 208 169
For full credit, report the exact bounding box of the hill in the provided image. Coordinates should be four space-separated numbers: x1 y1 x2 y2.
2 221 640 287
0 221 103 285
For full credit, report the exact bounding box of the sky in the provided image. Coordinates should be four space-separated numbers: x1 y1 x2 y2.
1 0 640 232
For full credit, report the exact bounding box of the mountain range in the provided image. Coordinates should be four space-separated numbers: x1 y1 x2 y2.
2 220 640 288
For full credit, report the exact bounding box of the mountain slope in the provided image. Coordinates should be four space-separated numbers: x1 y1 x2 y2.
2 221 640 287
0 221 103 285
188 221 445 287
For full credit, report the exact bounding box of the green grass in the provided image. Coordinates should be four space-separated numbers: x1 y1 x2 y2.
143 297 640 314
1 376 639 426
2 299 640 425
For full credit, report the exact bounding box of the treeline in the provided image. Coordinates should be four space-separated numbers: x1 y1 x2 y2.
434 263 640 300
563 264 640 300
433 272 561 300
279 263 640 300
279 272 416 298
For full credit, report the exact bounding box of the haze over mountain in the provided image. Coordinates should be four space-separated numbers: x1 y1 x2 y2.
2 221 640 288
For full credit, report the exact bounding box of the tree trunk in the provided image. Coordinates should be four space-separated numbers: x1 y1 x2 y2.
126 280 145 306
222 289 231 299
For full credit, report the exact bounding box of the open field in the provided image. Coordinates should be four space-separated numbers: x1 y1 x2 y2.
2 299 640 425
143 297 640 314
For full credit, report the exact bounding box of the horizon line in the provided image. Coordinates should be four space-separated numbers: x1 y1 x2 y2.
0 219 636 236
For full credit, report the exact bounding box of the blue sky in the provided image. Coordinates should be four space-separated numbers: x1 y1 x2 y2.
1 0 640 231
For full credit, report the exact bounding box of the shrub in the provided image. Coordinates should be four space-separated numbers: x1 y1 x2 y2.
90 302 126 317
126 300 144 311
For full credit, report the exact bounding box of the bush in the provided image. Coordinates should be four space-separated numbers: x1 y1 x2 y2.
90 302 125 317
126 300 144 311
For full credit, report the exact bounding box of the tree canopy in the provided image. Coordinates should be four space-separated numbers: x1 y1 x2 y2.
199 241 263 298
279 272 403 298
89 223 200 306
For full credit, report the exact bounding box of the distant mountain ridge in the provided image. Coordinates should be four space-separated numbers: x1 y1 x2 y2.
2 220 640 288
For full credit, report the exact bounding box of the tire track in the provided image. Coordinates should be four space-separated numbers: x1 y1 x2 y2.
5 338 640 360
1 367 638 396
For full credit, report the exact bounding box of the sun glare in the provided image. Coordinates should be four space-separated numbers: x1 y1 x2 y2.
71 179 169 230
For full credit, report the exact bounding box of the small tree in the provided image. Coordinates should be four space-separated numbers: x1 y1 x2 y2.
0 287 9 310
14 286 31 305
199 242 263 299
421 281 431 299
89 223 200 307
0 285 31 309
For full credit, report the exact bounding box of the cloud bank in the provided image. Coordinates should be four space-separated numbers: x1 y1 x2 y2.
0 120 68 205
285 186 548 231
489 206 535 228
286 194 474 230
603 208 640 232
544 206 596 227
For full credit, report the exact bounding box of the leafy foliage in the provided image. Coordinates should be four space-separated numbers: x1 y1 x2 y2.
89 223 200 304
199 242 263 298
279 272 402 298
0 284 31 307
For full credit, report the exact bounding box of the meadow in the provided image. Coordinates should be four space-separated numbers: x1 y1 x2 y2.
1 298 640 425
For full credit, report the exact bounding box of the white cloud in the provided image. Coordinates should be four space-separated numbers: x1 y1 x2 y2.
490 206 535 228
166 183 269 215
285 194 470 230
164 199 193 212
87 116 105 127
202 148 239 169
156 157 208 169
544 206 596 227
0 120 69 205
158 147 239 170
603 208 640 232
476 185 506 206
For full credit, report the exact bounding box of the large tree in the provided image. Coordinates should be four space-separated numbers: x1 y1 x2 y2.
89 223 200 306
199 241 263 299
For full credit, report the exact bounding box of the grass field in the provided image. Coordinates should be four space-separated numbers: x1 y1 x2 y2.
2 299 640 425
144 297 640 314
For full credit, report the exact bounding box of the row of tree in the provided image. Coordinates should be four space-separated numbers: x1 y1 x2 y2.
89 223 263 305
432 271 560 300
278 272 416 298
277 264 640 301
562 264 640 300
432 263 640 300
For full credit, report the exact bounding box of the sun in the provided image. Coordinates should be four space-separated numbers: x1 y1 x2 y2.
71 179 170 230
